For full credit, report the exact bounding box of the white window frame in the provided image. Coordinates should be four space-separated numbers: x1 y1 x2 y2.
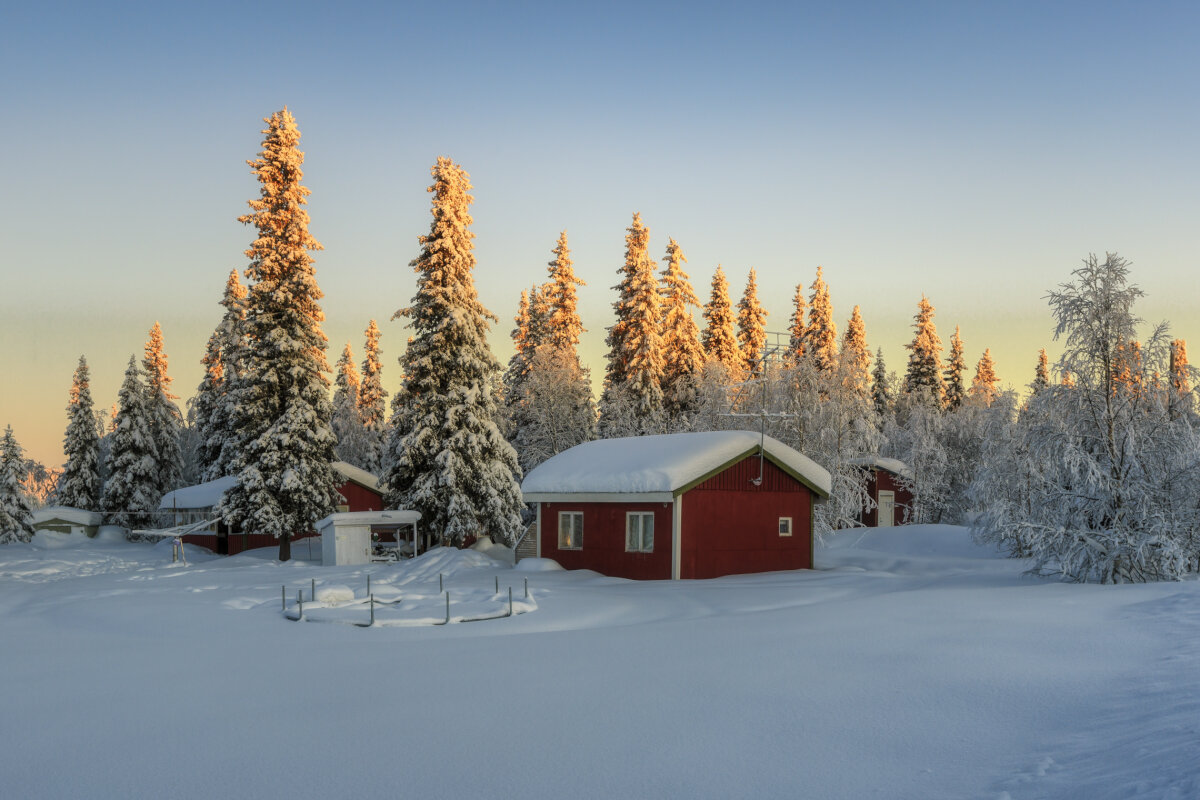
558 511 583 550
626 511 654 553
778 517 793 537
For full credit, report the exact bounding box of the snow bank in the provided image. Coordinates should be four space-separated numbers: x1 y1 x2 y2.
315 585 355 604
514 557 564 572
30 530 91 549
95 525 128 542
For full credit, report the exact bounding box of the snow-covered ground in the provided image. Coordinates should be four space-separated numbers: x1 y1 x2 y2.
1 526 1196 799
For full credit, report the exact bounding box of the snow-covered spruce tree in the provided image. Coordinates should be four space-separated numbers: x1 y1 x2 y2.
785 284 806 368
1031 348 1051 395
331 343 369 468
598 213 665 436
103 356 161 533
380 157 523 546
969 348 999 406
943 326 967 411
0 426 35 544
736 268 768 377
804 266 837 372
1168 339 1194 420
972 252 1200 582
871 348 892 418
56 355 101 510
841 305 871 396
903 295 946 408
193 269 247 481
544 231 586 352
142 322 184 499
701 265 740 377
659 238 706 423
218 109 341 561
357 319 388 474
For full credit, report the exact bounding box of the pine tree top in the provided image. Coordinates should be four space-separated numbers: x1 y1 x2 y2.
903 294 946 406
805 265 838 371
970 348 1000 405
544 230 586 352
701 264 740 375
143 322 176 400
787 283 806 366
736 267 768 375
842 305 871 392
943 325 967 410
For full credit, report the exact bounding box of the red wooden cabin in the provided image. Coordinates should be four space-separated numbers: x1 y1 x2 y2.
521 432 831 580
159 462 384 555
849 457 914 527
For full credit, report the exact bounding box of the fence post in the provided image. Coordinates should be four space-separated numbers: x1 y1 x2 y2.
282 585 285 611
439 573 443 592
524 577 528 599
495 575 499 594
311 577 315 603
367 573 371 596
369 594 375 626
444 591 450 625
508 586 513 617
298 590 303 620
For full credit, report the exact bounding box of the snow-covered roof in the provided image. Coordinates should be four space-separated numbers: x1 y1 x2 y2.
315 509 421 533
332 461 381 494
522 431 831 500
31 506 104 527
159 475 238 510
847 457 914 481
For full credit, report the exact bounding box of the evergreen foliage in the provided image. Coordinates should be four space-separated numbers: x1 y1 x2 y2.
56 356 101 510
871 348 892 417
380 157 523 545
358 319 388 474
659 238 706 420
785 284 806 368
142 322 184 499
736 268 768 377
332 343 369 468
804 266 838 372
103 356 161 532
604 213 651 391
841 306 871 396
218 109 341 560
1168 339 1193 419
0 425 35 544
969 348 999 406
943 326 967 411
1032 348 1051 394
701 265 740 376
903 295 945 408
543 231 586 352
194 269 247 481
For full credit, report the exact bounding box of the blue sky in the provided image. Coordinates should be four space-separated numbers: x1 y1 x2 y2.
3 1 1199 465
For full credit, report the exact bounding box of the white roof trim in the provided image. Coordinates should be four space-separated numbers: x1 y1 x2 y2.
315 510 421 533
524 492 676 504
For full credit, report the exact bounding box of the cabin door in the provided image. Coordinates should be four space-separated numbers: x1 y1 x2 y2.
877 491 895 527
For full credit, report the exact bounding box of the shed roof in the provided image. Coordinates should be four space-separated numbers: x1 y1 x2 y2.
159 463 382 511
31 506 104 527
847 456 914 481
522 431 831 501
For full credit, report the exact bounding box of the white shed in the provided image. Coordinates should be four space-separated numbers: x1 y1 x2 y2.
316 510 422 566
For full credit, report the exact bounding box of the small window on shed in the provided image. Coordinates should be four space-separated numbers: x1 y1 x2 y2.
558 511 583 550
778 517 793 537
626 512 654 552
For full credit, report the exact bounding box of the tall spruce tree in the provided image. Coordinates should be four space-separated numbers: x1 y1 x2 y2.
736 268 768 377
1168 339 1192 419
56 356 101 510
943 326 967 411
381 157 523 545
358 319 388 474
604 213 651 391
871 348 892 417
544 231 586 352
786 284 806 368
841 305 871 395
903 295 946 407
1032 348 1051 394
103 356 160 532
970 348 999 406
218 108 340 561
0 426 35 544
142 322 183 498
194 269 248 480
659 238 706 419
805 266 838 372
701 265 740 375
332 343 368 467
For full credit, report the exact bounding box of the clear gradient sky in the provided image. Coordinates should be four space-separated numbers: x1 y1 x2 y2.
3 0 1199 467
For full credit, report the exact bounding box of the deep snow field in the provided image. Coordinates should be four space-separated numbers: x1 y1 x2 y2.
1 526 1197 800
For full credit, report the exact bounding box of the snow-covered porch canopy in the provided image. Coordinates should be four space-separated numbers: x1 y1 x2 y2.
316 510 422 566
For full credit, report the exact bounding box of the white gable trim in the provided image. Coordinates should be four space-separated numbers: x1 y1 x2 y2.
525 492 675 504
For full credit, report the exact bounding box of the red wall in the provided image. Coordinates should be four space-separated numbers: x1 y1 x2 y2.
681 457 813 578
860 468 913 527
538 501 673 580
338 481 383 512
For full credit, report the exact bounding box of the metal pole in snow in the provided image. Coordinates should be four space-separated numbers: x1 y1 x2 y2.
439 573 443 592
311 577 315 602
508 586 513 617
298 590 303 620
369 594 375 626
524 578 528 599
282 585 285 611
495 575 499 594
367 573 371 596
444 592 450 625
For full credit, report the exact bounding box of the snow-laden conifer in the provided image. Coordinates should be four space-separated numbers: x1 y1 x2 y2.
56 356 101 510
943 326 967 411
194 269 247 481
659 238 706 419
736 268 768 377
103 357 161 533
142 322 183 499
903 295 945 408
969 348 999 406
1168 339 1193 419
701 265 740 375
785 284 806 368
604 213 651 391
381 157 523 545
1031 348 1051 395
218 109 340 560
841 305 871 395
871 348 892 417
358 319 388 474
804 266 838 372
543 231 586 352
332 343 369 468
0 426 35 544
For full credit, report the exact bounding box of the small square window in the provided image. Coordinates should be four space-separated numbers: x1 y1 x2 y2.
778 517 793 537
558 511 583 550
626 512 654 552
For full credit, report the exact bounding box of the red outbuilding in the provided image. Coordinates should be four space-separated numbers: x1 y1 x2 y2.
521 431 831 580
849 457 914 527
159 461 384 555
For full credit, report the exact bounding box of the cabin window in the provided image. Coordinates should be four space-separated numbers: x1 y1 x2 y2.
626 512 654 552
778 517 793 536
558 511 583 550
